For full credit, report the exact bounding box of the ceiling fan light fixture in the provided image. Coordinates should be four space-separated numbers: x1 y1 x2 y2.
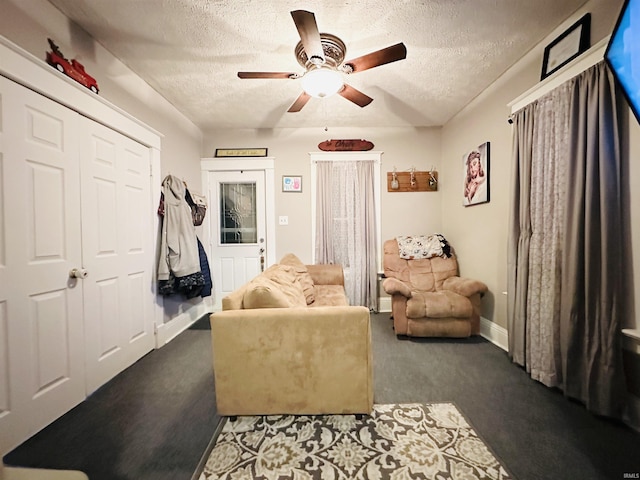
309 55 325 66
301 67 343 98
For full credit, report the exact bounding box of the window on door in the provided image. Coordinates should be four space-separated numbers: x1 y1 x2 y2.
220 182 257 244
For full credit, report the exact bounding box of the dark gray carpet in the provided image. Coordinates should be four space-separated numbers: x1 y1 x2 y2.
3 315 218 480
370 314 640 480
5 313 640 480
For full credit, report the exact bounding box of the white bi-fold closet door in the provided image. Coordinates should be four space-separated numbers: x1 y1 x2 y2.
79 119 155 394
0 75 155 455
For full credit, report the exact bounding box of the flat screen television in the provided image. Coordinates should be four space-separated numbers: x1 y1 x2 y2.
606 0 640 124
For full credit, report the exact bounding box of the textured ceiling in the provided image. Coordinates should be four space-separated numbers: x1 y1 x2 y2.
46 0 588 130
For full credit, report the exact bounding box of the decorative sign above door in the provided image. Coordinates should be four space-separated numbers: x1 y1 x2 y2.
318 139 374 151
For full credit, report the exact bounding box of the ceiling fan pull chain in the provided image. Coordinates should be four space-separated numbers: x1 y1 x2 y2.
323 98 328 132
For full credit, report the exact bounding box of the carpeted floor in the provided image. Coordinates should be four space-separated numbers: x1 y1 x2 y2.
4 312 640 480
3 316 219 480
198 403 513 480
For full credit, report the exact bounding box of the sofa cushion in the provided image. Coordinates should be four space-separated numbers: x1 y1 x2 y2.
406 291 472 319
279 253 316 305
430 256 459 290
311 285 349 306
383 240 412 284
383 238 459 293
306 264 345 286
243 277 292 309
263 264 307 307
243 264 307 309
407 258 435 291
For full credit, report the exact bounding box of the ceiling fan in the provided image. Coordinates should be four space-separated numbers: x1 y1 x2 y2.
237 10 407 112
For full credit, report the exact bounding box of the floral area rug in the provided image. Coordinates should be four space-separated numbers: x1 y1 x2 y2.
198 403 513 480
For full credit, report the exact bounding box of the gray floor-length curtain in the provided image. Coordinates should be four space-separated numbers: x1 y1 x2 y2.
560 61 626 417
508 61 628 418
507 102 535 366
315 159 378 309
356 160 378 309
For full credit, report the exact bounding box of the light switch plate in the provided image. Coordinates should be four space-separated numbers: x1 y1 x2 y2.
279 216 288 225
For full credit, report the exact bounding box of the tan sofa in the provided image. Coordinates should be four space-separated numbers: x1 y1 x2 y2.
383 237 488 338
210 254 373 416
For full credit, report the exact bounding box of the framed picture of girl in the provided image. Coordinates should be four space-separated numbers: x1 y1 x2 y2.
463 142 490 206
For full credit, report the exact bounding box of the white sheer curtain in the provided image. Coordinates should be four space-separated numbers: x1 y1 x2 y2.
526 83 571 386
315 160 377 309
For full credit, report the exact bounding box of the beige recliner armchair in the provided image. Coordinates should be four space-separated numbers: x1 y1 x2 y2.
382 236 488 337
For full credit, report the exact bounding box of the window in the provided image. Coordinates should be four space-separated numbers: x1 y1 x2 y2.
219 182 257 244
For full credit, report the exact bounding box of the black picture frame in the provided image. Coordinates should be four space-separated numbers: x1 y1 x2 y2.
541 13 591 80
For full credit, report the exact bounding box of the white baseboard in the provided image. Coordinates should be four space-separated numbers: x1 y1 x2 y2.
377 296 392 313
155 301 212 347
480 317 508 351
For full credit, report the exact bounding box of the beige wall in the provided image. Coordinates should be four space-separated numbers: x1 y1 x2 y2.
203 126 442 264
0 0 203 188
441 0 639 332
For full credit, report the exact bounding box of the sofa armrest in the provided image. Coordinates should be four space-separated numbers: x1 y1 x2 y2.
382 277 412 298
306 264 344 286
441 276 488 297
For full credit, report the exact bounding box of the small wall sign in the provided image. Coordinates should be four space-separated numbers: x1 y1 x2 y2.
318 139 374 151
215 148 268 157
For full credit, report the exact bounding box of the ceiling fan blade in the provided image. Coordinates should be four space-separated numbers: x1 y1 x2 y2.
287 92 312 112
343 42 407 73
291 10 325 65
238 72 296 79
339 84 373 108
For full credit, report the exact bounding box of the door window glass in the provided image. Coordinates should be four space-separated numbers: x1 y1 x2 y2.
220 182 257 244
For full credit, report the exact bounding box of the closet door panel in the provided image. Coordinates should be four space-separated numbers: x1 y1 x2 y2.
80 118 155 394
0 89 7 421
0 76 85 455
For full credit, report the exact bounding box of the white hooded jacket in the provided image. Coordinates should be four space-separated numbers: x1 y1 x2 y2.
157 175 200 281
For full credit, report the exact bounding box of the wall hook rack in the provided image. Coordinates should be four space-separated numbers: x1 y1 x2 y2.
386 170 438 192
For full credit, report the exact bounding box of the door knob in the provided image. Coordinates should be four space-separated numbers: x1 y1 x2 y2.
69 268 88 279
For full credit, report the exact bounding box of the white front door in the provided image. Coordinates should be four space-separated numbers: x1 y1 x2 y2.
79 119 155 394
209 170 266 308
0 76 85 454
